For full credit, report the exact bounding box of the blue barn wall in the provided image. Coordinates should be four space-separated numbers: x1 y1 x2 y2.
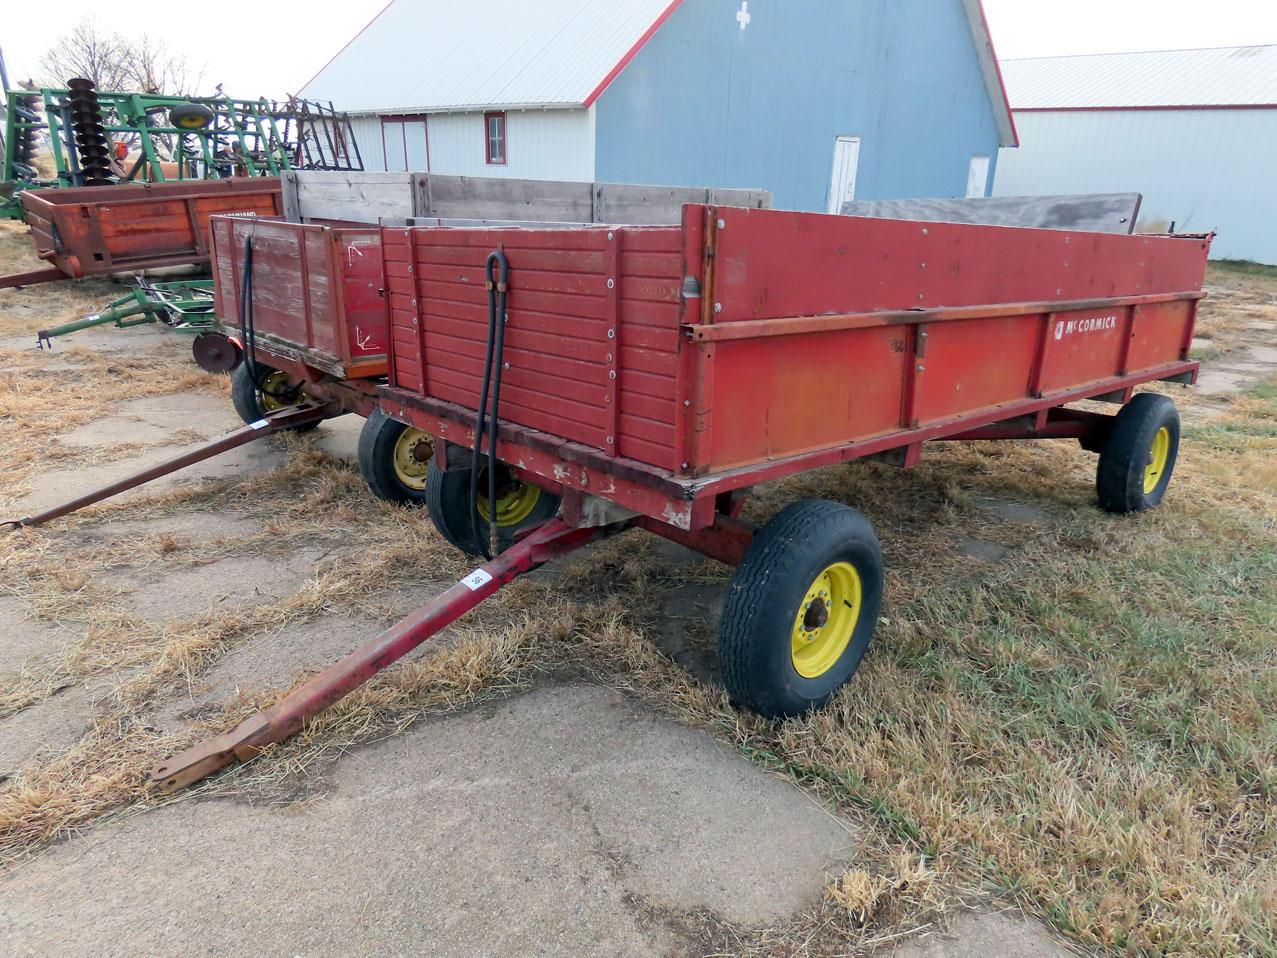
593 0 1003 211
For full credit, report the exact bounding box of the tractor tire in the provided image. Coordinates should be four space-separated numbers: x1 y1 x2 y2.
229 362 319 432
1096 393 1181 514
358 409 433 506
718 500 883 719
425 455 560 557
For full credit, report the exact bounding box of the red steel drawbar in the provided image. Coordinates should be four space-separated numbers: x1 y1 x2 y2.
151 519 601 789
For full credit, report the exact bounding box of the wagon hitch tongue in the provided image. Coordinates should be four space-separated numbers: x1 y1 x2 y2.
1 403 331 531
150 518 602 791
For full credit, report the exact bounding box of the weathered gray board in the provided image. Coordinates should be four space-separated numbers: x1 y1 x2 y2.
282 171 415 223
286 171 771 226
398 218 592 228
593 184 771 225
421 176 594 222
841 193 1144 235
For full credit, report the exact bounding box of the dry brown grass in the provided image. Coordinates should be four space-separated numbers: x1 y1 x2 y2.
0 219 1274 958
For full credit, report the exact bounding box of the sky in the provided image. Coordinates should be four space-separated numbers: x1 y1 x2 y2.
3 1 1277 98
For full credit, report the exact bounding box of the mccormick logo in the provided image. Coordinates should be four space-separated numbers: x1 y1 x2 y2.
1055 314 1118 341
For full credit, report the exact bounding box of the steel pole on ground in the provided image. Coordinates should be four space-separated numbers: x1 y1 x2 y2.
150 519 602 791
0 267 66 290
1 404 330 530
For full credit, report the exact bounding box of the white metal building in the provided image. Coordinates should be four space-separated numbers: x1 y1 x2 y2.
994 44 1277 265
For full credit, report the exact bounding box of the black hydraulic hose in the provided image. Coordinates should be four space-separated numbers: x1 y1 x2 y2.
239 236 258 386
472 249 511 559
487 255 512 558
238 234 298 409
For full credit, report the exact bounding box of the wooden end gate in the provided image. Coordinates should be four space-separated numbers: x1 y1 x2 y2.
204 215 388 418
7 204 1212 791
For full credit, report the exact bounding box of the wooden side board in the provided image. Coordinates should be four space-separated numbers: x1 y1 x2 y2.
286 171 771 226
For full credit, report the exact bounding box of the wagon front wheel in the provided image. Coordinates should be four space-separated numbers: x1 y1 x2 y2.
718 500 883 718
229 362 320 432
425 455 561 557
1096 393 1181 514
358 409 434 506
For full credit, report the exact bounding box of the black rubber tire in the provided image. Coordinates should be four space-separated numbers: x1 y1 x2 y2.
169 102 215 130
424 455 560 557
357 409 432 506
1096 393 1181 514
718 500 883 719
229 362 320 432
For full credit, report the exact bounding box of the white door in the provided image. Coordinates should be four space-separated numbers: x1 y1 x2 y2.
827 136 861 214
966 155 991 199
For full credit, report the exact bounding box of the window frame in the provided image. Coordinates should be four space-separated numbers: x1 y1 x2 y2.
379 113 430 172
484 111 507 166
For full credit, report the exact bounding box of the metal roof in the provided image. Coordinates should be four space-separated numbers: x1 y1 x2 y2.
1003 44 1277 110
300 0 1017 144
298 0 683 114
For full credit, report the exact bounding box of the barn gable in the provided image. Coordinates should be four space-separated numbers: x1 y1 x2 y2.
592 0 1013 211
299 0 1014 135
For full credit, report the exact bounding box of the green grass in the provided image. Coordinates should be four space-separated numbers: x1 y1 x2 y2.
1210 260 1277 281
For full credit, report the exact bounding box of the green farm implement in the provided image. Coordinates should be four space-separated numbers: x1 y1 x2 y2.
36 277 216 348
2 79 361 219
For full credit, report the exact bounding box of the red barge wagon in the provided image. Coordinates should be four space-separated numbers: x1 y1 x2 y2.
150 204 1210 787
325 204 1206 728
7 202 1211 788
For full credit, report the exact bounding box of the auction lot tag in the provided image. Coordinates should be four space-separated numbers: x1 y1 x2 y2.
461 569 493 591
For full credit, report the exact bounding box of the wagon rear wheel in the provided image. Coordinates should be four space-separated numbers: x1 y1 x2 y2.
358 409 434 506
425 455 560 557
718 500 883 718
229 362 320 432
1096 393 1181 514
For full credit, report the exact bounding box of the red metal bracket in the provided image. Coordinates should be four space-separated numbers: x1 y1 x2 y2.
940 406 1115 446
632 513 755 567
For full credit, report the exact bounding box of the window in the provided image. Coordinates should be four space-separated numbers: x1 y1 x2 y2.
380 115 428 172
485 111 506 165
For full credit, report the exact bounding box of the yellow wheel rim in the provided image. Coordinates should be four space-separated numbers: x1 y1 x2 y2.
791 562 863 680
1144 427 1171 495
257 370 294 412
476 477 542 528
177 116 208 129
391 428 433 491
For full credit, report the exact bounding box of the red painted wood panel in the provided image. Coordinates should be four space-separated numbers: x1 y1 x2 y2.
706 326 908 470
1127 300 1194 372
390 225 683 470
914 316 1041 424
384 207 1208 484
210 216 386 379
